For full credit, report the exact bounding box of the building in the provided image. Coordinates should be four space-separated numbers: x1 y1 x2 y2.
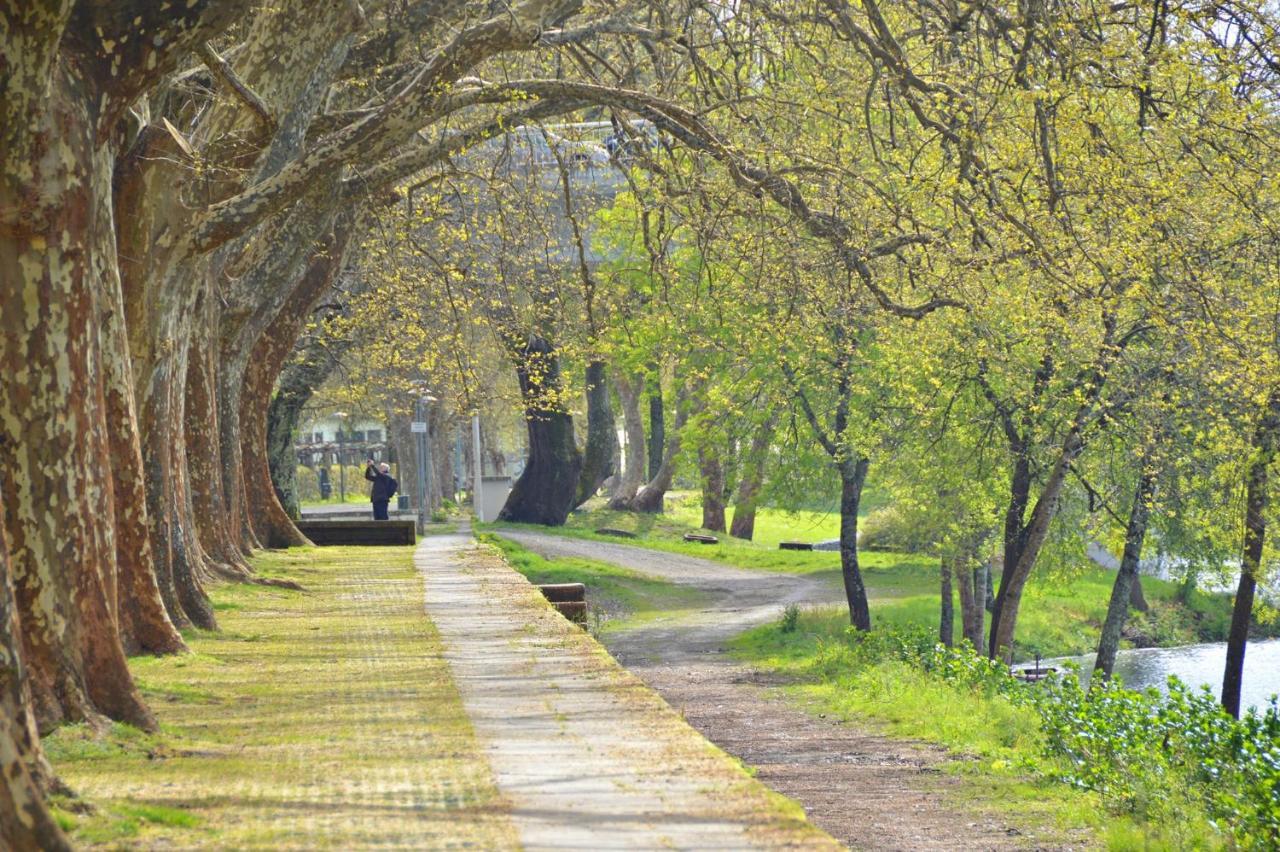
294 413 388 467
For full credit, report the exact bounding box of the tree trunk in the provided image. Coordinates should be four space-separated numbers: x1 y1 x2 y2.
267 327 350 518
989 433 1084 661
100 219 186 656
1128 573 1149 613
939 555 955 647
608 371 647 509
0 522 72 852
647 380 665 482
498 335 583 526
186 289 253 574
699 447 727 532
729 415 776 541
574 361 616 507
0 70 157 732
1223 392 1280 717
955 556 985 651
240 220 355 547
1094 469 1157 680
839 458 873 631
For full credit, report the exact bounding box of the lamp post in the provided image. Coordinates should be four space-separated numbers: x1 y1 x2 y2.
472 413 483 521
333 411 348 503
413 392 437 532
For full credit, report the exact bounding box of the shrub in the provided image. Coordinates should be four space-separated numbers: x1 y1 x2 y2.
296 466 320 502
779 603 800 633
827 624 1280 847
859 505 936 553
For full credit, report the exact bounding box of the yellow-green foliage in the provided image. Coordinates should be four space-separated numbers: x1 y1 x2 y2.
47 546 515 849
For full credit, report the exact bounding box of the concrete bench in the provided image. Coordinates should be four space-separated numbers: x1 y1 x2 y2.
295 519 416 546
538 583 587 624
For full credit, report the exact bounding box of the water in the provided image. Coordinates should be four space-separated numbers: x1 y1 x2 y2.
1048 638 1280 713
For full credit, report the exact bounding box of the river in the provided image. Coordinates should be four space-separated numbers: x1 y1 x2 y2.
1048 638 1280 713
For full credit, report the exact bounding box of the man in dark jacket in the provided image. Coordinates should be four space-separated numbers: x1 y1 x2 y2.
364 460 398 520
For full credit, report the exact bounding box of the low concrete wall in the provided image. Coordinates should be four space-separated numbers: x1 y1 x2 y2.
296 520 416 546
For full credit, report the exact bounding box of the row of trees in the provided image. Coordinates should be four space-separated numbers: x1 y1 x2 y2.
5 0 1280 845
0 0 761 844
321 0 1280 722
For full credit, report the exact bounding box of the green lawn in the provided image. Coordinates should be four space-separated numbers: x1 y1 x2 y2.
479 532 708 634
46 546 515 849
488 496 1249 661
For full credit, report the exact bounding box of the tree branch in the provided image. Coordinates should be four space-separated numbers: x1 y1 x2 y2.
197 40 276 133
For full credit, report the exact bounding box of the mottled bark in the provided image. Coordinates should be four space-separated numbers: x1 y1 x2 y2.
608 371 646 509
955 556 986 651
699 447 727 533
729 415 776 540
116 121 218 631
238 229 352 548
0 67 155 731
186 289 252 573
499 335 583 526
267 333 349 518
101 250 186 656
574 361 616 507
647 383 665 482
0 503 73 852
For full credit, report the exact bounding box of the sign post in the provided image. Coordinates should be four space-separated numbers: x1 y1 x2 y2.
472 414 483 521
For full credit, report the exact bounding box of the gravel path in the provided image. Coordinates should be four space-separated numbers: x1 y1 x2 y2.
418 528 839 851
498 530 1065 851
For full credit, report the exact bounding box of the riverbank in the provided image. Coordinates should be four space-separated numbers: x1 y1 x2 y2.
484 530 1097 848
489 499 1270 661
481 514 1280 844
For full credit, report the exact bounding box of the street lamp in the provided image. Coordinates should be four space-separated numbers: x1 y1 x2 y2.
413 391 438 532
333 411 348 503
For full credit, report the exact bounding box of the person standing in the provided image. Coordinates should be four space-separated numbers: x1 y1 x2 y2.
364 460 398 520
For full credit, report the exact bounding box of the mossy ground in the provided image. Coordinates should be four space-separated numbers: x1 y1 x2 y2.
47 546 516 849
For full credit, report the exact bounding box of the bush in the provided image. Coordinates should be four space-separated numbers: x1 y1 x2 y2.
296 466 320 502
859 505 936 553
779 604 800 633
825 624 1280 847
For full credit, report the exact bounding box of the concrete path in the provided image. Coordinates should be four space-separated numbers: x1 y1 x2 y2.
496 530 1065 850
417 528 837 851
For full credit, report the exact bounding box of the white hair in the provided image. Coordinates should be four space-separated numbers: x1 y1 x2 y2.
379 462 390 472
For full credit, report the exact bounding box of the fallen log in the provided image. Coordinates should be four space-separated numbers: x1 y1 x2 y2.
779 541 814 551
683 533 719 544
596 527 637 539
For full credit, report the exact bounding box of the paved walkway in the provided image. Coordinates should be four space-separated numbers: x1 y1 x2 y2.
417 529 837 851
499 531 1061 850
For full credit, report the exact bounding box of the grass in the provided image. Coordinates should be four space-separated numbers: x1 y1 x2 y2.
730 610 1225 849
488 493 1257 661
480 532 708 633
47 545 515 849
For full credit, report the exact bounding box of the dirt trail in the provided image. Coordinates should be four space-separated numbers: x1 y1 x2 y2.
498 531 1065 851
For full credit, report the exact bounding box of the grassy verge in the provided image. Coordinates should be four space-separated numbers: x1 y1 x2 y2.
731 615 1227 849
488 496 1253 660
480 532 708 633
47 546 515 849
